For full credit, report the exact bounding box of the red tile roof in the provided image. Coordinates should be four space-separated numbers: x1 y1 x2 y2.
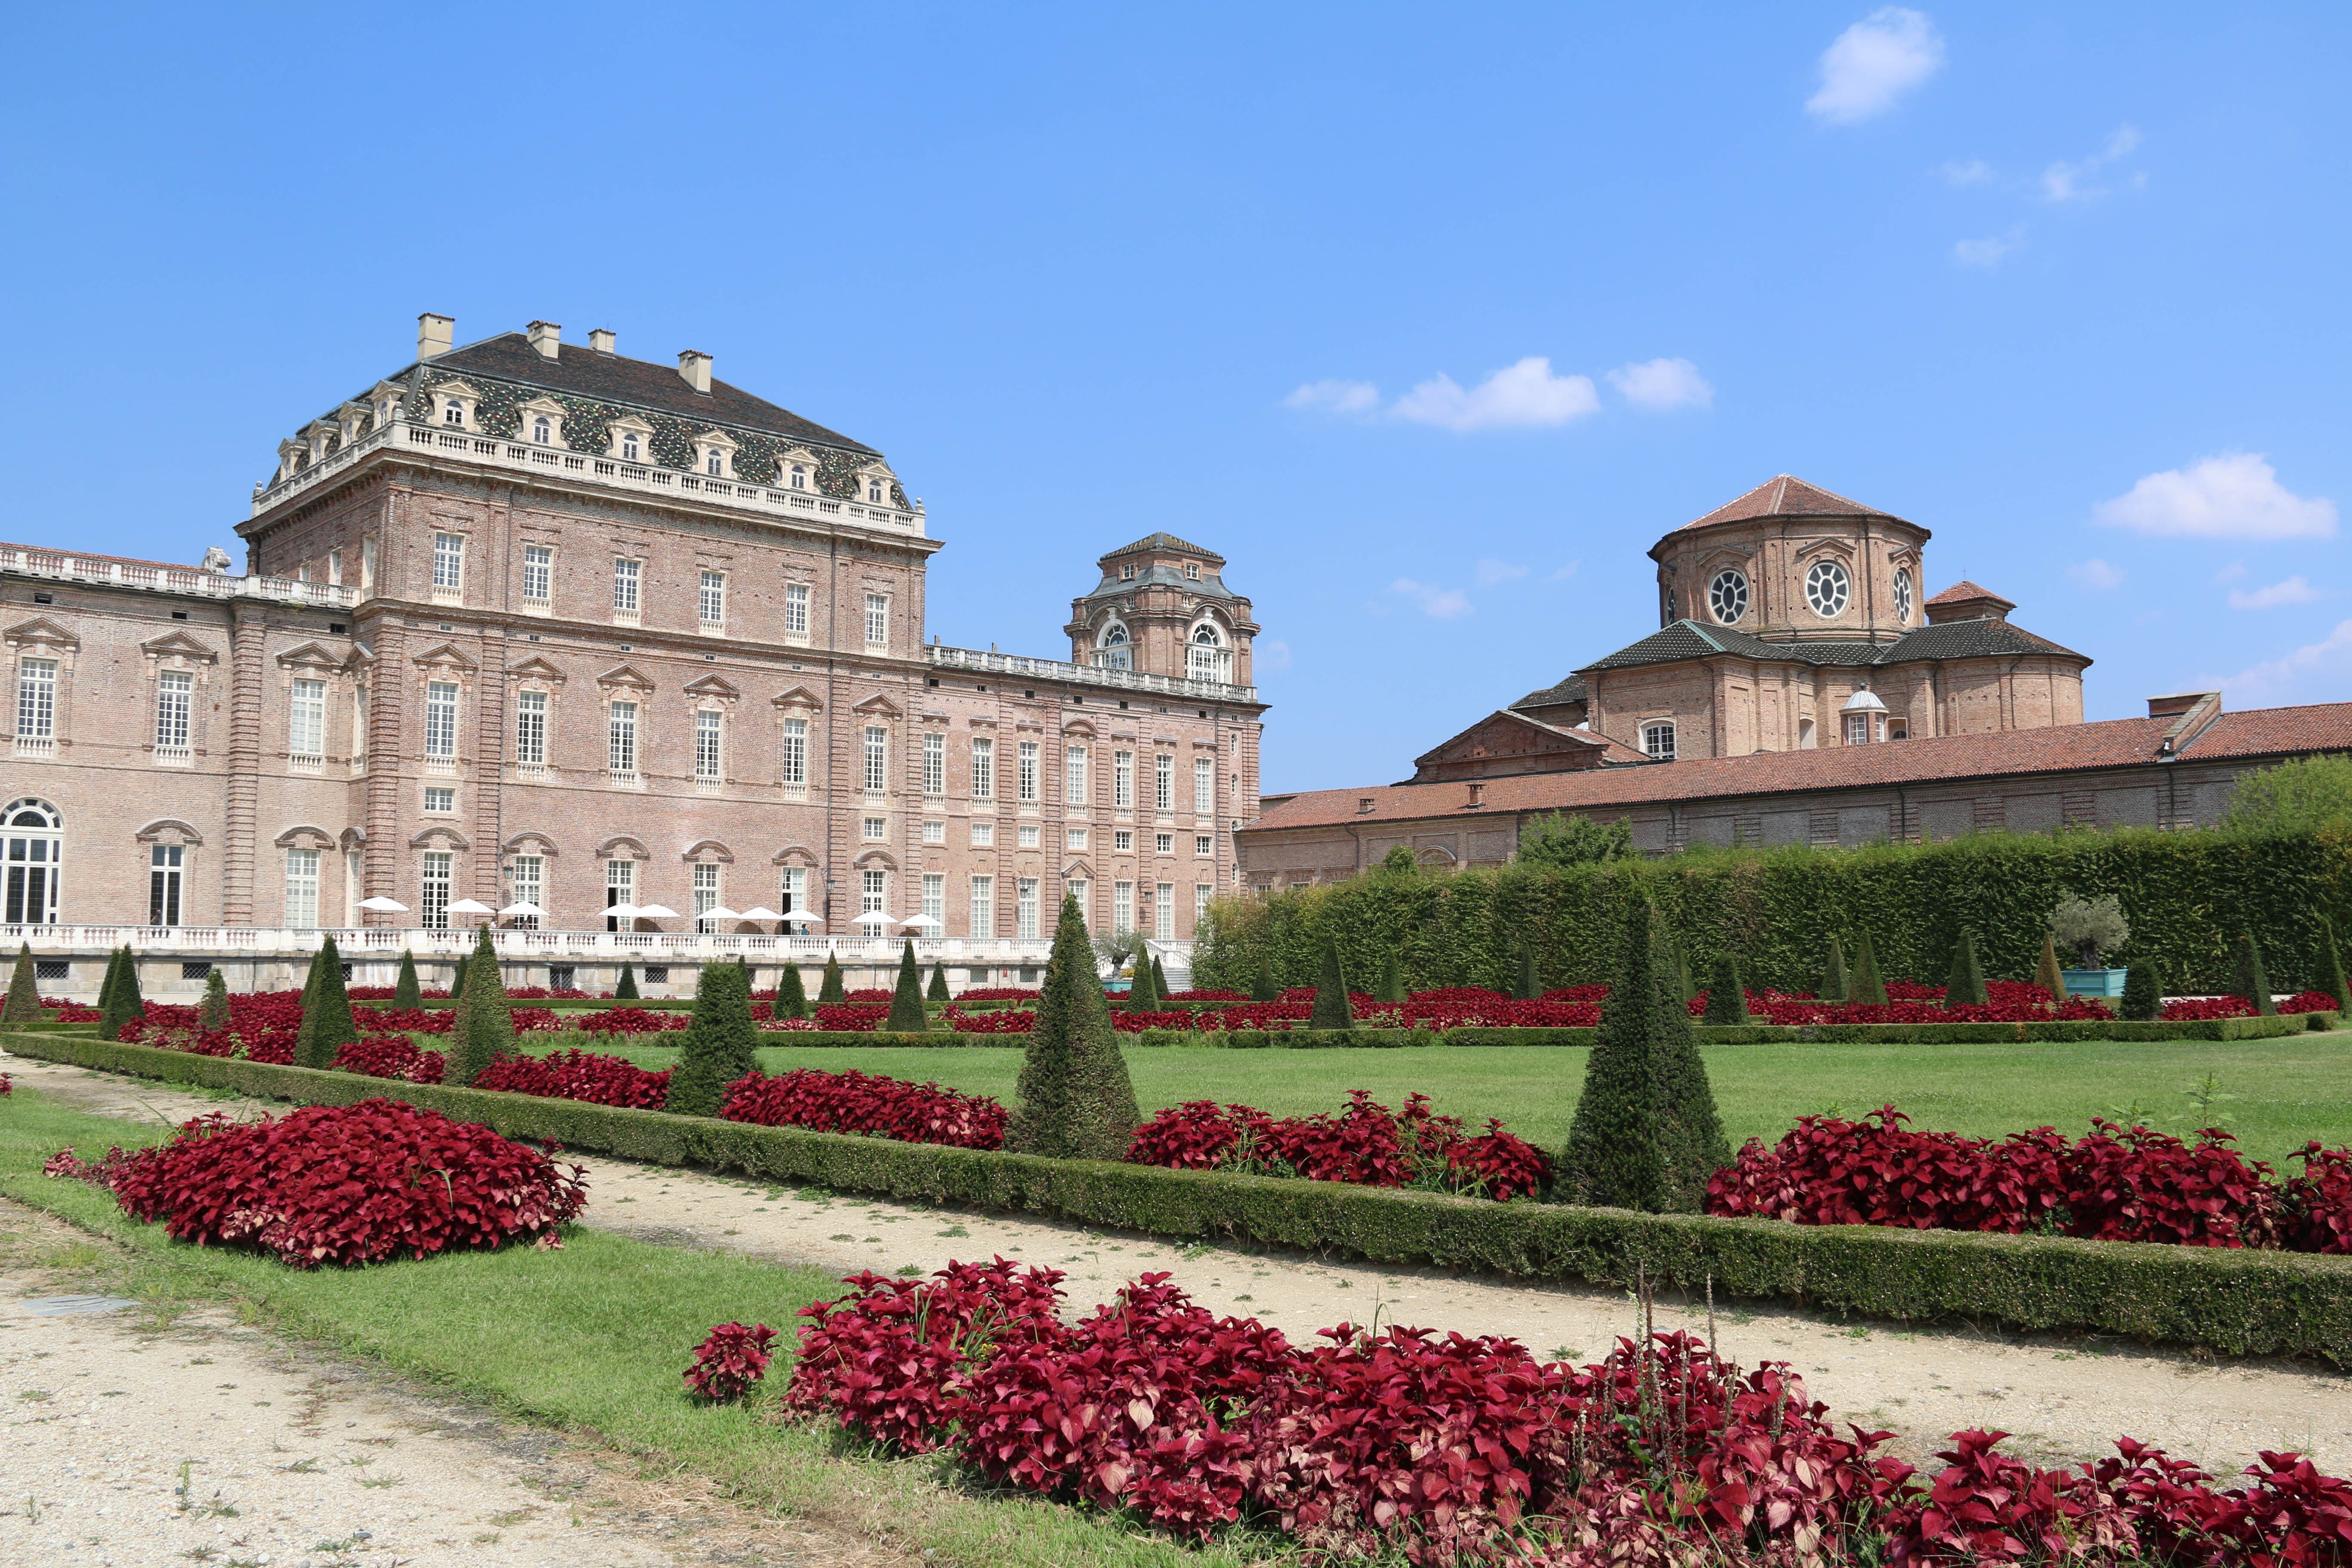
1243 703 2352 833
1678 475 1902 533
1926 580 2015 609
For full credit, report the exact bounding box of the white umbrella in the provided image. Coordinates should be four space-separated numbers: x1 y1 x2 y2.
447 898 496 916
736 906 784 921
699 906 742 922
850 910 892 925
780 913 824 927
498 902 547 919
357 896 409 913
636 903 679 919
898 913 943 929
601 903 643 919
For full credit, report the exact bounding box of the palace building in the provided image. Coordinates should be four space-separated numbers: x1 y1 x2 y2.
1 315 1265 992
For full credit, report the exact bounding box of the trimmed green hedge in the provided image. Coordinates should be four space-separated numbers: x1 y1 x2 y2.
1124 1017 2331 1049
10 1030 2351 1365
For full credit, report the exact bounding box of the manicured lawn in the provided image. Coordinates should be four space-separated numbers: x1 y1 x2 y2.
582 1036 2352 1158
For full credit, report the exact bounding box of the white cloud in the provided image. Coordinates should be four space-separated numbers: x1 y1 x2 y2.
1390 357 1600 432
1283 378 1380 414
2042 124 2143 202
1954 226 2026 267
2220 619 2352 708
1546 560 1581 582
1806 8 1946 125
2214 560 2249 583
2094 453 2338 540
1939 158 1994 187
1390 579 1475 619
1474 558 1529 587
1606 357 1715 411
1255 638 1292 671
2228 576 2324 611
2068 558 2125 590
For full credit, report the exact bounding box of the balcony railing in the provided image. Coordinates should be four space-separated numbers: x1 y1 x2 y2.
0 550 358 610
12 734 54 759
923 642 1254 703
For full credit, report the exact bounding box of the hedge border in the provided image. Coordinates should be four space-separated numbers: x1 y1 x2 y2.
6 1031 2349 1365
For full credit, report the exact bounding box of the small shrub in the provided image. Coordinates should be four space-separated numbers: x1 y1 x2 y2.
817 952 846 1005
885 941 930 1033
1848 931 1888 1005
2050 893 2130 970
615 960 639 1000
444 927 514 1087
1307 934 1352 1032
774 960 811 1020
1008 893 1138 1161
1822 936 1848 1003
198 968 230 1032
392 949 423 1010
665 961 760 1117
1944 928 1988 1007
684 1322 778 1403
1702 951 1746 1025
2233 930 2278 1015
2120 957 2164 1021
2 941 39 1024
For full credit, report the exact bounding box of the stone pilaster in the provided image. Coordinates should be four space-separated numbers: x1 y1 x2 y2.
221 601 267 924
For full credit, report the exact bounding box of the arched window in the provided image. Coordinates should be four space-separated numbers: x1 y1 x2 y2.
868 477 886 502
1096 625 1130 671
442 398 465 427
1642 723 1676 761
706 449 723 476
1187 622 1231 684
3 797 61 923
532 416 552 445
788 464 806 490
622 433 641 462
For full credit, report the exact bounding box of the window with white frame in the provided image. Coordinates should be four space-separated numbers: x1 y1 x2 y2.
1155 833 1174 854
515 690 547 766
1114 750 1133 808
861 868 886 916
1017 824 1040 848
922 732 944 795
612 557 640 614
1065 744 1088 805
156 670 191 750
1184 562 1201 581
864 726 888 794
16 658 55 742
1194 756 1213 814
284 848 321 927
922 819 944 844
609 701 638 775
1844 712 1873 745
695 711 722 781
778 865 806 913
1155 882 1175 940
864 817 888 841
425 681 459 759
432 533 464 593
922 873 945 923
1155 753 1173 811
969 873 994 936
780 717 808 787
1196 834 1213 856
864 594 888 647
149 844 184 927
699 571 725 627
441 396 466 428
2 798 59 923
1642 722 1675 761
787 462 807 490
1066 826 1089 851
532 413 553 445
1114 829 1133 851
621 429 642 462
784 582 810 638
289 678 325 758
604 859 633 930
1187 623 1231 684
328 548 343 585
423 786 454 814
1113 880 1134 933
420 851 452 930
521 545 552 602
971 737 994 799
1066 879 1089 922
1017 877 1040 940
1096 625 1130 670
1195 883 1213 927
1017 740 1038 802
505 854 543 928
704 445 726 477
971 820 995 846
693 864 722 931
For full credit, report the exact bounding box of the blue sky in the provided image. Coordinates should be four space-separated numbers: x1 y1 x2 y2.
3 3 2345 793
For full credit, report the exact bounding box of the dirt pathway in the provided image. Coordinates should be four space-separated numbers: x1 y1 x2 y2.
11 1054 2349 1480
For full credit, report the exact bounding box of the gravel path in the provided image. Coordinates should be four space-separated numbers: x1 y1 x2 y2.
9 1053 2350 1482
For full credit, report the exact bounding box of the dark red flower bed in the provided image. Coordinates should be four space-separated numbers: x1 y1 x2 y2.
721 1067 1007 1149
1161 989 1246 1002
331 1036 445 1084
347 986 454 1001
684 1322 777 1402
1129 1091 1550 1202
46 1100 584 1268
2165 991 2338 1020
956 987 1041 1002
940 1008 1037 1034
1708 1105 2352 1253
783 1262 2352 1562
577 1006 688 1035
473 1048 671 1109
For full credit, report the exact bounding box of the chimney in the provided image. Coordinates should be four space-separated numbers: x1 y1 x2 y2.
1466 782 1486 808
417 312 454 360
527 320 562 360
2147 691 2211 720
677 349 713 394
1357 797 1375 815
588 327 616 354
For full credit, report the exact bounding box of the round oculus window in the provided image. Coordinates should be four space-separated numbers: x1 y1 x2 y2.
1805 560 1851 618
1893 568 1914 623
1707 569 1748 624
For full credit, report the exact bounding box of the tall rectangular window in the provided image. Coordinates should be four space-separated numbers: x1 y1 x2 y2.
971 738 994 799
779 866 806 913
1113 880 1134 934
1155 753 1173 812
1195 882 1213 928
1066 879 1089 925
612 557 641 613
922 873 945 923
285 849 321 928
1016 877 1040 940
784 582 810 637
1017 741 1038 803
514 690 547 765
864 594 888 647
922 732 944 795
505 855 543 929
420 851 452 931
1114 750 1133 809
969 874 994 937
1155 882 1176 940
861 868 886 916
352 681 368 763
603 858 633 931
609 701 638 774
699 571 725 626
155 671 191 750
148 845 184 927
695 711 723 780
521 545 552 602
693 863 722 931
16 658 55 741
432 533 464 592
864 726 888 793
1194 756 1214 814
1065 745 1088 806
289 678 325 756
424 681 458 759
780 717 808 787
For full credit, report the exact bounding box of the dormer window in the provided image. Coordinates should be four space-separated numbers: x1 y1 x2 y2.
1119 564 1136 582
622 433 641 461
1184 562 1201 581
706 450 723 475
532 415 552 445
692 431 737 480
867 477 885 502
443 400 464 427
788 464 806 490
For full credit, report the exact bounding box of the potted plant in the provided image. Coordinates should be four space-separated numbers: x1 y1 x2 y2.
2049 894 2131 998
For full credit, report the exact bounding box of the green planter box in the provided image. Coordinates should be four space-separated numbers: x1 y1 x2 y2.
2062 968 2129 998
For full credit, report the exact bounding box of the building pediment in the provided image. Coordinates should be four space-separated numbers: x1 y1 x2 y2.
851 692 903 717
771 843 819 866
138 630 219 663
597 835 650 861
1409 709 1621 784
411 641 479 671
681 839 733 863
4 618 78 652
1061 718 1098 738
772 685 823 710
503 830 559 857
275 641 343 671
683 673 740 700
596 663 655 692
507 655 566 685
408 825 471 851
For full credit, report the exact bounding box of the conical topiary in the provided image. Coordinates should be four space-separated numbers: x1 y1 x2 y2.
885 940 930 1033
2317 916 2352 1014
2033 936 2067 1004
1822 937 1848 1004
294 933 359 1070
665 960 761 1116
1151 955 1170 999
1127 952 1161 1011
2232 931 2277 1016
451 953 470 998
818 951 845 1004
94 945 124 1034
775 962 810 1020
199 967 230 1033
1007 892 1138 1161
2 941 39 1024
101 946 145 1043
1672 943 1694 1004
1376 949 1406 1005
392 949 422 1009
2120 957 2164 1021
1513 946 1540 1002
1944 929 1988 1008
1702 951 1746 1026
928 960 950 1002
614 959 638 1000
444 927 513 1087
1848 931 1887 1006
1250 951 1278 1002
1308 933 1354 1032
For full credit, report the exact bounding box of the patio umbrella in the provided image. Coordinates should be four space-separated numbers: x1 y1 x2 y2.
850 910 892 925
600 903 643 919
497 902 547 919
699 906 742 922
356 896 409 913
635 903 680 919
447 899 496 916
897 913 943 929
736 906 784 922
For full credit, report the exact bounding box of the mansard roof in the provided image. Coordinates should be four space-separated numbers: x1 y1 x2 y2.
1677 474 1908 533
1577 617 2086 675
1102 531 1223 562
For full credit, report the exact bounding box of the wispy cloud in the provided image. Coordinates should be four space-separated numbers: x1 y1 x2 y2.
1255 638 1292 671
1954 226 2026 268
2214 560 2249 584
1474 559 1529 587
1283 378 1380 415
1606 357 1715 411
2094 453 2337 540
1806 8 1945 125
1939 158 1994 187
2068 558 2125 590
1546 560 1581 583
2042 125 2143 202
2219 619 2352 707
1391 358 1601 431
1390 579 1475 618
2229 576 2324 611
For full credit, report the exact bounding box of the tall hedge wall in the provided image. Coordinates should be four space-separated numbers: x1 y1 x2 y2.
1200 824 2352 998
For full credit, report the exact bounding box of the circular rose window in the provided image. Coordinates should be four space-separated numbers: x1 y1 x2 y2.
1805 560 1851 618
1707 569 1748 624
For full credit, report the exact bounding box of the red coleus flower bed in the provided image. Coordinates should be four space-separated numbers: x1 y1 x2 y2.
784 1262 2352 1563
330 1035 445 1084
956 987 1041 1002
721 1067 1007 1149
473 1049 672 1109
577 1006 689 1035
1707 1105 2352 1253
1129 1090 1551 1202
940 1008 1037 1035
684 1322 778 1402
46 1100 585 1268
